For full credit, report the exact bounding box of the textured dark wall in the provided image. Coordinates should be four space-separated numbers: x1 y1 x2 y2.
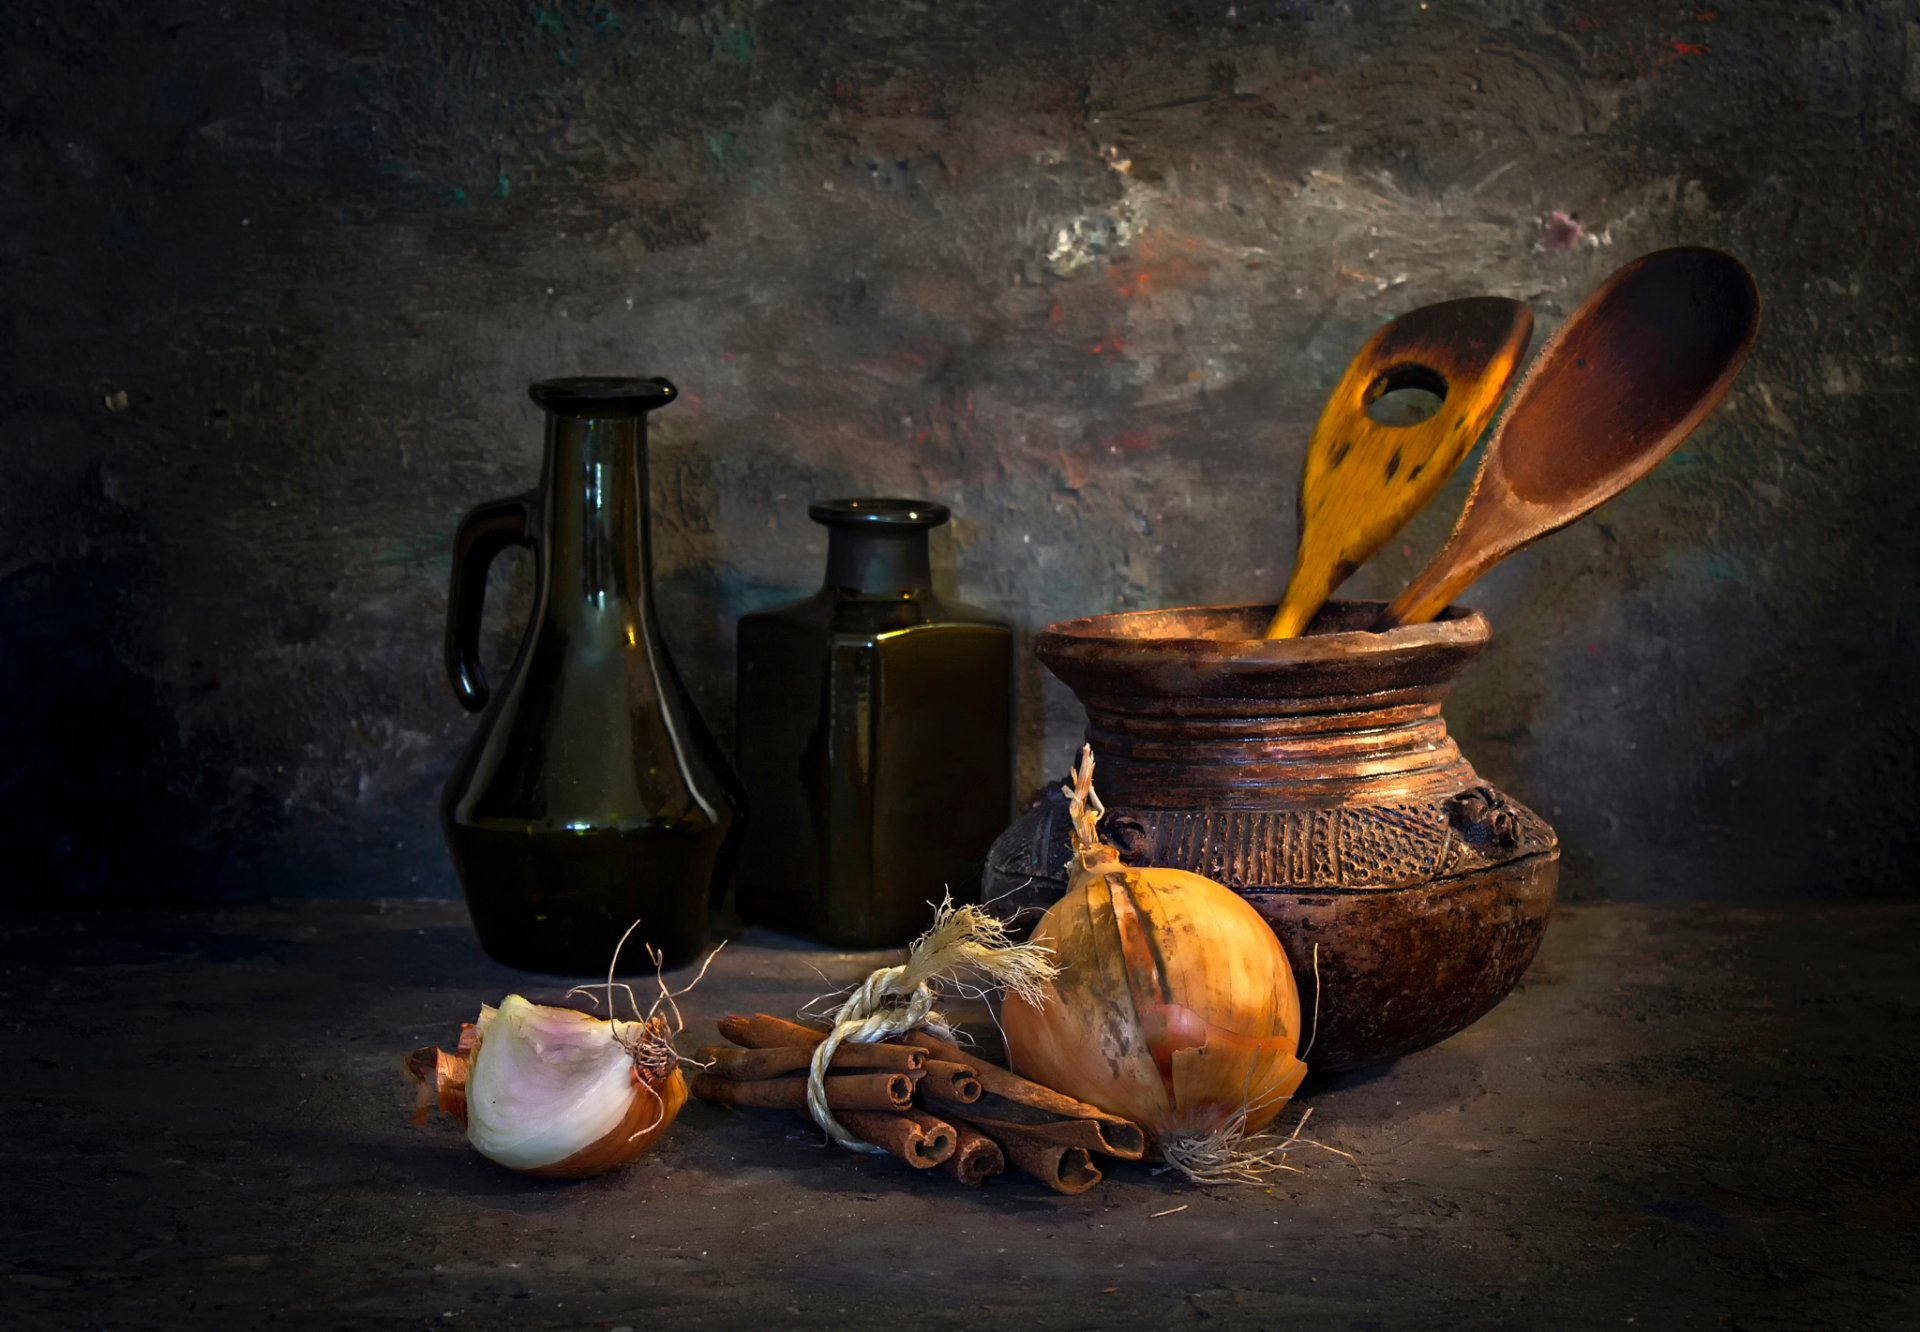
5 0 1916 902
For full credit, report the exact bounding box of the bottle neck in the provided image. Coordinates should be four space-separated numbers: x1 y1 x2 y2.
824 527 933 595
542 413 652 625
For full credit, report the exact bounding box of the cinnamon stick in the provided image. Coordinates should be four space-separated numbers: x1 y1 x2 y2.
1011 1142 1101 1195
839 1109 957 1169
717 1013 838 1049
721 1013 1146 1159
921 1059 983 1104
910 1032 1146 1160
691 1071 915 1112
925 1092 1146 1161
957 1116 1102 1194
942 1119 1006 1187
695 1043 925 1079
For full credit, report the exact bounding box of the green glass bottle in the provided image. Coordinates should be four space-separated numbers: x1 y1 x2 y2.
734 499 1013 947
440 377 742 973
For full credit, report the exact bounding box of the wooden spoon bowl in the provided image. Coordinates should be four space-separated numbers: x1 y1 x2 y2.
1379 247 1761 628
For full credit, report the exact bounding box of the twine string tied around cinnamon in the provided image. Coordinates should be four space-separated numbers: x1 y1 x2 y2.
805 897 1056 1153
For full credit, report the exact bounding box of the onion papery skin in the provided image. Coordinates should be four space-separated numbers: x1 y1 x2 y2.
1001 861 1307 1148
522 1065 688 1179
464 995 683 1178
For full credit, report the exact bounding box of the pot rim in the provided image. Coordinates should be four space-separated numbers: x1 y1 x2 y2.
1033 600 1490 701
1037 599 1487 660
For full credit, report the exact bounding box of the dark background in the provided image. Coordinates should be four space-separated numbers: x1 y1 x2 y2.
5 0 1916 906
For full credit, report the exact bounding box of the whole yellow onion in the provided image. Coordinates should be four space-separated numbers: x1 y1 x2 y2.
1001 748 1307 1158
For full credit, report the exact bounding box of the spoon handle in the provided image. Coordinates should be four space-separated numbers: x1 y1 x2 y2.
1374 504 1504 630
1375 553 1469 630
1266 560 1351 639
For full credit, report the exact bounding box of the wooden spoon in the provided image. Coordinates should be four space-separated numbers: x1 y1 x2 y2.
1376 247 1760 630
1263 297 1534 638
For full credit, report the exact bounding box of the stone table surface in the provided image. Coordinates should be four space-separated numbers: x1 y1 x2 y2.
2 900 1916 1331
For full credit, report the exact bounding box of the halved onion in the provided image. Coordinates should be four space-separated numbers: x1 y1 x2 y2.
408 995 686 1179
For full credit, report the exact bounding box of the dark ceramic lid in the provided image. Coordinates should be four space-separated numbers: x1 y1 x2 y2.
808 498 950 529
528 377 677 415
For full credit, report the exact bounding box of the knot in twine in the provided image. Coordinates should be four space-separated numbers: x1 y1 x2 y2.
805 897 1058 1153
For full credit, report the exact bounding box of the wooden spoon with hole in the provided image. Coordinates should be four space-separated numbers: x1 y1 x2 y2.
1263 297 1534 638
1375 247 1761 630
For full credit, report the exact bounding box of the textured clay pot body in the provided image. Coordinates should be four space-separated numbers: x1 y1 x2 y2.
982 601 1558 1072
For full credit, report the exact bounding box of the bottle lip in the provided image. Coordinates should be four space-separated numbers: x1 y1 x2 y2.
809 497 950 530
529 377 677 415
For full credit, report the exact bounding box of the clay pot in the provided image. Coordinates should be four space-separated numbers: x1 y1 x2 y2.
982 601 1557 1072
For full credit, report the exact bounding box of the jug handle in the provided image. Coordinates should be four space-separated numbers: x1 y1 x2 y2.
445 492 534 712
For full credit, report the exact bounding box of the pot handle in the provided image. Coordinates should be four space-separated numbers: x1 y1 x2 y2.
444 492 534 712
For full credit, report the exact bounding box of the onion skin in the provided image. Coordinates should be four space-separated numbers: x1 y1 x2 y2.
1000 756 1306 1149
404 1046 473 1126
521 1064 688 1179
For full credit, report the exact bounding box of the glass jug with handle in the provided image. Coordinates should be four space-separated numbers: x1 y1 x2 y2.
440 376 742 973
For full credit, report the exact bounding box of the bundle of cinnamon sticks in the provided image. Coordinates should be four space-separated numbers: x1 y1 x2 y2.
693 1013 1146 1194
